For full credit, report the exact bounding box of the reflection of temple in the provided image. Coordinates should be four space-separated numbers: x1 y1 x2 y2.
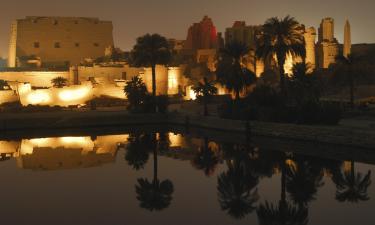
0 135 127 171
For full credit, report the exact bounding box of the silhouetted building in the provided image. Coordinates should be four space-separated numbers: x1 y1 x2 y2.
185 16 218 50
225 21 259 49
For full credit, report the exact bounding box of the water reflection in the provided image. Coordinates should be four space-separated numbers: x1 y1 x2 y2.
332 160 372 203
0 135 127 170
134 133 174 211
0 131 373 224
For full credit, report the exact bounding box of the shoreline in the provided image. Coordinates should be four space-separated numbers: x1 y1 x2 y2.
0 110 374 149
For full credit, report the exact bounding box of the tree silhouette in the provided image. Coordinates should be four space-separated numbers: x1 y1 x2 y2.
256 16 306 94
218 144 259 219
257 156 308 225
191 137 219 177
333 54 366 108
288 62 320 106
286 157 324 207
124 76 149 112
332 160 372 203
135 133 174 211
131 34 172 112
51 76 68 88
125 133 154 171
216 41 257 100
192 77 218 116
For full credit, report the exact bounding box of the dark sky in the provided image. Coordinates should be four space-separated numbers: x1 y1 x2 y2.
1 0 374 57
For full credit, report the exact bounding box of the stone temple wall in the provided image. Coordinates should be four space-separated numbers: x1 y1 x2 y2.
8 17 114 67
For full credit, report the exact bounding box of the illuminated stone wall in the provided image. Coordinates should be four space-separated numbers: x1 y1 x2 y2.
343 20 352 58
0 90 18 104
74 64 142 84
142 65 185 96
0 71 70 87
8 17 114 67
304 27 317 70
19 82 95 106
317 18 339 69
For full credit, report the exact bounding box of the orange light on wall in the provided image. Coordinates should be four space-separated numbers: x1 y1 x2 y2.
58 87 90 102
26 91 51 105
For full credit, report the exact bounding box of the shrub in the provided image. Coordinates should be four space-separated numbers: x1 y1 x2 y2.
157 95 169 113
51 77 68 88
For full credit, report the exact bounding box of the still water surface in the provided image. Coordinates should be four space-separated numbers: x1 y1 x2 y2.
0 131 374 225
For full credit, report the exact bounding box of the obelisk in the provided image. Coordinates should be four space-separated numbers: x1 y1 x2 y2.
343 20 351 58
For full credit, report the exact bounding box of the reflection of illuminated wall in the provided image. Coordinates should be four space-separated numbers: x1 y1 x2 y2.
0 141 20 156
6 134 128 171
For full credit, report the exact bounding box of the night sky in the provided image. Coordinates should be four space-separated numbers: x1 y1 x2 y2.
0 0 374 57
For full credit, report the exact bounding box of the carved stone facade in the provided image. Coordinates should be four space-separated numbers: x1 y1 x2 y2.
317 18 339 69
8 17 114 68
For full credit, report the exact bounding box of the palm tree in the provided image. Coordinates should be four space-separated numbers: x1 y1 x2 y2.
51 76 68 88
131 34 172 112
135 133 174 211
332 160 372 203
333 54 364 109
191 137 219 177
217 148 259 219
216 41 257 100
256 16 306 94
192 77 218 116
289 62 320 105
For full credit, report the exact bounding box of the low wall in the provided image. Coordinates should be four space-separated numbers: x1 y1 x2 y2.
19 84 94 106
0 90 18 104
0 71 70 87
167 113 375 149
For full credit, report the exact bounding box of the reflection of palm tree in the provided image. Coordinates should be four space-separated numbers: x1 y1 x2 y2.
257 157 308 225
125 134 154 170
218 156 259 219
286 157 324 207
192 137 219 177
135 133 174 211
332 160 371 203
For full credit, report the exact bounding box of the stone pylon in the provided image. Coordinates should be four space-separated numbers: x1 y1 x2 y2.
344 20 351 58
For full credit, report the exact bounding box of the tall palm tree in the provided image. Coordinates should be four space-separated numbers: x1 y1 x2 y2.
191 137 219 177
216 41 257 100
217 157 260 219
192 77 218 116
256 16 306 94
332 160 372 203
131 34 172 111
333 54 364 109
135 133 174 211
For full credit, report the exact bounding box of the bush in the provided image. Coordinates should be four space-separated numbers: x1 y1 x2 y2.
218 84 342 125
85 96 127 108
157 95 169 113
